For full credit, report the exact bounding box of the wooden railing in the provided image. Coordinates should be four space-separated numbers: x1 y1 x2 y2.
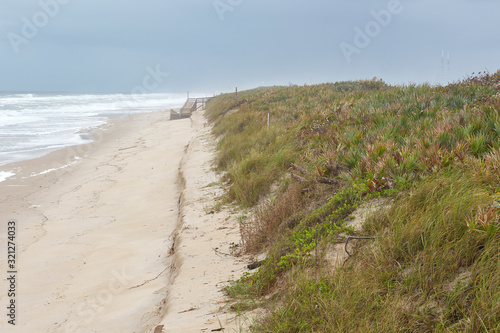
170 97 210 120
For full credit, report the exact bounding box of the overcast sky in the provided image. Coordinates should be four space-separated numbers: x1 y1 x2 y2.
1 0 499 94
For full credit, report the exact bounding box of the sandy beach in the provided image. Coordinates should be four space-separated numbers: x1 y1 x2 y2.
0 110 247 332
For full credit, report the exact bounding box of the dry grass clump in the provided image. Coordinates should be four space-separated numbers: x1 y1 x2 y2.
241 182 304 253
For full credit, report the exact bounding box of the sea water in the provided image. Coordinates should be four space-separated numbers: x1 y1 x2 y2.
0 92 186 172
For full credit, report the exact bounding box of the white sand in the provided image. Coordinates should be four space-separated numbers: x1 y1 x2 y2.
0 110 248 332
157 111 248 333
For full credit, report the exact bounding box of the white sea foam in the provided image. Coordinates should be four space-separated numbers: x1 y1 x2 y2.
0 171 15 182
0 92 187 166
29 163 73 177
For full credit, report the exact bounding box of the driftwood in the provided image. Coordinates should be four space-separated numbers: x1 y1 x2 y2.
291 163 307 175
291 173 307 183
317 177 339 185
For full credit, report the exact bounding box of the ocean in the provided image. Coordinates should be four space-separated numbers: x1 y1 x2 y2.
0 92 186 180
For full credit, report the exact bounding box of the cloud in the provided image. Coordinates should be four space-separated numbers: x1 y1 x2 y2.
1 0 499 92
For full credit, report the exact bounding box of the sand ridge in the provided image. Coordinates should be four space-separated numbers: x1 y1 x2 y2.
157 110 248 332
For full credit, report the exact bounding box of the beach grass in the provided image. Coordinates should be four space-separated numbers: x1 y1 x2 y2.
206 71 500 332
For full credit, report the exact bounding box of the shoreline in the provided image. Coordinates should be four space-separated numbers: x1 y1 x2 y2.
0 108 170 172
0 109 248 332
0 92 187 168
1 110 189 332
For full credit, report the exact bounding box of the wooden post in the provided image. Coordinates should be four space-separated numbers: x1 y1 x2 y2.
235 87 238 102
267 113 270 129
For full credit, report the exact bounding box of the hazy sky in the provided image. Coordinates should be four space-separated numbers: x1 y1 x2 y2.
1 0 499 94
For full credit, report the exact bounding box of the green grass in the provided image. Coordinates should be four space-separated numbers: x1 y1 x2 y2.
205 72 500 332
251 171 500 332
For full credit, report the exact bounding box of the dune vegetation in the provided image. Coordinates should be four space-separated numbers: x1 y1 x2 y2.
206 71 500 332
